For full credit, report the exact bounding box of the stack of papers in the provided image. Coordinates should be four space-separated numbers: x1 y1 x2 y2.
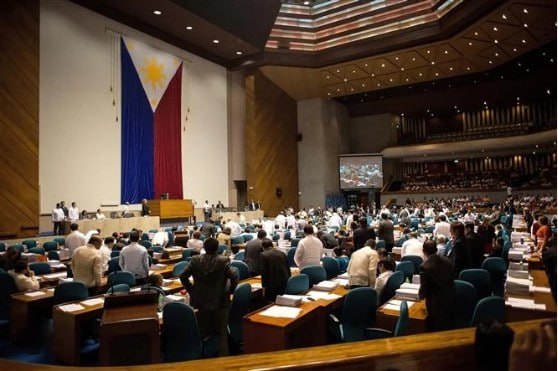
312 280 339 292
162 278 179 287
151 264 167 270
81 298 104 306
59 303 85 313
163 294 189 306
43 272 66 280
24 291 46 298
59 277 73 284
336 272 349 279
306 290 341 301
333 278 349 286
250 282 262 290
505 276 531 296
395 283 421 301
383 299 415 312
412 275 421 284
508 270 529 279
275 295 303 307
509 262 526 271
392 247 402 255
259 305 302 319
508 250 525 260
505 297 546 310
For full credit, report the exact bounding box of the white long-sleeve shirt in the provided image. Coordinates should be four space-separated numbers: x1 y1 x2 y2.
68 207 79 221
434 221 451 239
347 246 379 287
401 238 425 260
294 235 323 268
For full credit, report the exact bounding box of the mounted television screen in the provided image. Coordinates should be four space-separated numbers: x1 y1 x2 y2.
339 155 383 189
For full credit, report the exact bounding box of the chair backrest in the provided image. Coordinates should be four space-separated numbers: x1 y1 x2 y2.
321 257 341 280
376 240 386 249
285 274 310 295
29 262 51 275
342 287 378 342
107 283 130 294
22 240 37 249
394 261 414 282
182 248 196 259
162 302 202 362
470 296 505 327
228 283 252 346
53 237 65 246
287 247 297 267
110 250 120 258
172 261 188 277
481 257 507 297
291 238 300 247
217 244 228 255
234 250 246 261
107 271 136 287
47 251 60 261
337 256 349 273
300 265 327 286
394 300 409 337
454 280 477 328
0 273 18 320
11 244 24 253
140 240 152 249
28 247 45 255
502 240 512 260
231 261 250 280
380 271 405 305
231 236 244 245
54 282 89 305
459 269 492 300
43 241 58 252
108 257 121 274
0 242 5 252
400 255 423 274
243 234 254 243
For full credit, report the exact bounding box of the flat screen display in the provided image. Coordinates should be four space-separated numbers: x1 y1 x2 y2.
339 155 383 189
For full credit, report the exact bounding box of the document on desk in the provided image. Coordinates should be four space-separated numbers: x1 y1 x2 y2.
333 278 349 286
24 291 46 297
505 297 546 310
306 290 342 301
59 303 85 313
259 305 302 319
150 264 167 270
43 272 67 280
81 298 104 306
531 286 552 293
250 282 262 289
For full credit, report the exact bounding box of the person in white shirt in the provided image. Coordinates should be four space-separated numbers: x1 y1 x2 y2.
65 223 86 256
345 212 354 230
68 202 79 221
203 200 211 221
51 203 65 235
329 213 343 229
121 202 130 217
95 209 106 219
275 212 286 230
84 229 100 244
187 231 204 253
294 225 323 268
347 239 379 288
463 209 477 223
434 215 451 239
285 213 296 229
374 258 395 299
435 235 447 256
237 212 246 225
152 231 170 247
262 219 275 237
99 236 115 272
225 219 243 237
401 232 425 260
9 261 40 292
424 206 435 219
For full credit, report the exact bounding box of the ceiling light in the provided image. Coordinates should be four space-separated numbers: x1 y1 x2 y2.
516 97 520 100
412 57 416 61
521 39 526 44
468 42 473 46
488 60 493 64
435 72 439 76
327 93 331 96
395 56 399 60
352 70 356 73
381 63 385 67
547 89 551 94
405 78 409 82
427 109 430 112
431 61 435 65
336 69 340 73
401 67 405 71
493 26 498 31
444 50 448 54
483 101 487 105
523 8 528 13
350 88 354 92
364 63 368 67
153 10 162 15
494 39 498 44
524 23 528 28
426 50 431 54
213 39 220 44
389 78 393 82
326 76 330 79
418 73 423 76
377 83 381 87
502 14 507 20
361 83 365 87
467 66 471 70
304 1 310 5
454 105 457 109
236 51 242 55
449 67 453 71
495 52 499 57
513 48 517 52
474 31 479 36
343 78 347 82
337 88 340 91
186 26 193 30
371 73 375 77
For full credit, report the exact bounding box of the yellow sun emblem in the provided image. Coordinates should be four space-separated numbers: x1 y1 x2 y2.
140 57 166 91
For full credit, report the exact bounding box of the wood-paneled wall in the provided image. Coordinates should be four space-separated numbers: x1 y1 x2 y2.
0 0 39 238
246 71 298 217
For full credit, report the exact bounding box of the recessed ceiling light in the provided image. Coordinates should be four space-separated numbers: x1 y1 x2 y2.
364 63 368 67
523 8 528 13
489 60 493 64
521 39 526 44
337 88 340 92
474 31 479 36
405 78 409 81
467 66 471 70
468 42 473 46
343 78 347 82
371 73 375 77
418 73 423 76
495 52 499 57
336 69 340 73
350 88 354 91
327 92 331 96
153 10 162 15
377 83 381 87
524 23 528 28
381 63 385 67
493 26 498 31
502 14 507 19
426 50 431 54
513 48 517 52
395 56 399 60
412 57 416 61
431 61 435 65
444 50 448 54
401 67 405 71
236 51 242 55
389 78 393 82
516 97 520 100
213 39 220 44
326 75 330 79
449 67 453 71
547 89 551 94
494 39 498 44
186 26 193 30
304 1 310 5
435 72 439 76
361 83 365 87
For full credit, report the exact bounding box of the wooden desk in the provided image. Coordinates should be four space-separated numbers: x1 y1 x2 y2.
505 270 556 322
53 296 105 365
100 303 160 366
377 299 428 335
63 216 160 236
147 199 193 219
10 288 55 343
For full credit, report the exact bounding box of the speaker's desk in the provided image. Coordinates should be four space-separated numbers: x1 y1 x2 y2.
147 199 193 219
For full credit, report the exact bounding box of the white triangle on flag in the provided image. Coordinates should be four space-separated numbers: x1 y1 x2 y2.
123 37 182 112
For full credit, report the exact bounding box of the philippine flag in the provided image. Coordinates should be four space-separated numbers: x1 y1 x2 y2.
120 36 183 203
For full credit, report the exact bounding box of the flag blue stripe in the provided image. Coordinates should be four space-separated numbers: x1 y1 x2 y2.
121 38 154 203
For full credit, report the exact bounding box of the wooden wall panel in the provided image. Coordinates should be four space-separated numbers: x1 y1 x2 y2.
246 71 298 217
0 0 39 238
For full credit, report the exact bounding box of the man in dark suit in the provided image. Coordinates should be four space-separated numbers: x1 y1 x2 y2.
464 222 484 268
180 238 238 356
377 212 395 252
141 199 150 217
352 217 376 252
419 240 455 332
248 199 256 211
245 230 266 275
260 238 291 302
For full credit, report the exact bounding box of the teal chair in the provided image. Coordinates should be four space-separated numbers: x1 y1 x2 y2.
287 247 297 267
231 261 250 280
329 287 378 342
482 257 506 297
10 244 24 253
243 234 254 243
162 302 207 362
364 300 409 339
337 256 349 273
0 273 18 325
285 274 310 295
28 247 45 255
43 241 58 252
107 284 130 294
107 271 136 288
228 283 252 353
471 296 505 326
182 248 196 259
53 237 65 246
454 280 478 328
110 250 120 258
379 271 405 305
321 257 341 280
290 239 300 247
54 282 89 305
29 262 51 275
47 251 60 260
376 240 386 249
459 269 492 300
231 236 244 246
0 242 5 252
108 257 121 274
172 261 188 277
400 255 423 274
21 240 37 249
234 251 245 261
140 240 152 249
217 244 228 255
300 265 326 286
394 261 414 282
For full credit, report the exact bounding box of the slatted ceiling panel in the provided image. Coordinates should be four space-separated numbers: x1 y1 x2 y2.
0 0 39 238
246 71 298 217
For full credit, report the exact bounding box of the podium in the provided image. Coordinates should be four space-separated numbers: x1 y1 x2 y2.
147 199 194 219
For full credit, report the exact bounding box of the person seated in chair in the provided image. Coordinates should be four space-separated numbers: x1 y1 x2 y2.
374 258 395 299
9 260 40 292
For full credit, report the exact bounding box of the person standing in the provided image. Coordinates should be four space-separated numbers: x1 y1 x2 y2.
71 235 103 295
65 223 86 256
68 202 79 221
141 199 151 217
294 225 323 268
352 218 376 251
377 213 395 252
447 222 470 278
203 200 211 222
346 239 379 289
180 238 238 356
119 231 149 284
260 238 291 302
419 240 455 331
464 222 484 268
52 203 64 235
244 230 266 275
